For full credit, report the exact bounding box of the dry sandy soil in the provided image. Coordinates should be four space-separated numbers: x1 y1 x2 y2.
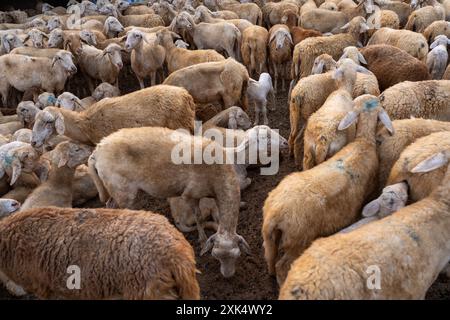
1 70 449 300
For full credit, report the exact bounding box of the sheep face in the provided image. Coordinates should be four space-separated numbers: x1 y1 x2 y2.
10 145 40 185
175 12 194 30
99 4 118 17
36 92 57 110
0 199 20 219
125 30 144 52
105 17 124 34
104 44 124 70
47 28 63 48
53 51 77 76
238 126 289 154
80 30 97 46
229 108 252 130
26 29 48 49
362 182 409 218
47 17 61 32
81 0 98 12
17 101 39 127
56 92 84 111
41 3 55 13
31 109 64 148
28 18 47 29
116 0 130 12
175 39 189 49
203 232 250 278
1 34 23 53
270 30 293 51
53 141 93 169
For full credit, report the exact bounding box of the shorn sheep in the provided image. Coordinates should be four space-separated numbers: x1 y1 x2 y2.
280 150 450 299
88 126 251 278
426 35 450 80
263 95 394 284
241 25 269 78
246 73 275 126
0 207 200 299
268 24 293 92
380 80 450 121
20 141 93 211
30 85 196 147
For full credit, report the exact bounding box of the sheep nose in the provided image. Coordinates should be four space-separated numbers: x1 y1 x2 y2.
117 62 123 69
11 202 19 208
31 141 37 147
71 66 77 73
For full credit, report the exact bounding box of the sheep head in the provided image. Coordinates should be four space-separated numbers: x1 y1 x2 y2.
48 28 63 48
26 28 49 49
104 16 124 36
17 101 40 128
340 46 367 65
125 29 145 51
52 50 77 76
430 35 450 50
201 231 250 278
50 141 93 169
228 107 252 130
362 182 409 218
311 54 337 74
47 17 61 32
175 39 189 48
80 30 97 46
1 143 39 186
175 12 196 30
116 0 130 12
1 33 23 53
0 199 21 219
269 29 293 50
56 92 85 112
103 43 124 70
31 107 65 148
99 3 118 17
35 92 57 110
236 125 288 155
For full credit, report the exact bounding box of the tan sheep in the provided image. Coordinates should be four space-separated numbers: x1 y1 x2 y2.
168 197 219 233
422 20 450 44
155 29 225 75
444 64 450 80
268 24 293 92
376 118 450 191
72 164 98 207
20 141 93 211
194 5 254 34
386 131 450 202
212 0 262 25
88 126 251 278
367 27 429 61
30 85 196 147
125 29 165 88
163 58 249 111
263 94 393 285
203 106 252 130
405 0 446 33
0 207 200 299
241 25 268 78
374 0 412 27
279 150 450 299
380 80 450 121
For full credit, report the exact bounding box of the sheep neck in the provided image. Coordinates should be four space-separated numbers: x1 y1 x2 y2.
46 164 76 189
431 170 450 207
354 111 378 144
213 170 240 233
57 109 91 145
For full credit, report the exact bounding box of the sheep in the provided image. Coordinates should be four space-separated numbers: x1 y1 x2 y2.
292 16 369 81
340 182 409 234
302 59 372 170
380 80 450 121
0 121 22 137
203 106 252 130
209 0 262 25
88 126 251 278
445 65 450 80
77 43 123 93
151 1 178 26
263 0 300 29
24 28 48 48
0 51 77 106
366 9 400 37
16 101 40 129
101 16 126 38
12 129 32 144
9 47 62 59
35 92 56 110
55 92 87 112
0 199 20 219
0 141 39 186
124 29 165 88
175 39 189 48
367 27 429 61
172 12 242 60
405 0 446 33
359 44 431 91
169 197 219 233
374 0 412 27
240 25 268 78
279 151 450 300
0 207 200 299
426 35 450 80
263 94 394 284
31 85 196 148
376 119 450 190
99 4 164 29
20 141 92 211
422 20 450 44
246 73 275 126
386 131 450 203
0 33 24 55
289 26 322 46
268 24 293 92
155 29 225 75
163 58 249 111
193 5 254 34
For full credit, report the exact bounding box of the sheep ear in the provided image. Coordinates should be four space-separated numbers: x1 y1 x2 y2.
332 68 344 81
237 235 251 254
10 159 22 186
356 65 371 74
55 113 65 135
228 112 238 129
358 52 367 64
338 111 359 130
362 198 380 217
411 151 449 173
314 61 325 74
3 39 11 53
58 153 69 168
341 22 350 30
378 109 394 135
430 39 439 49
200 234 216 256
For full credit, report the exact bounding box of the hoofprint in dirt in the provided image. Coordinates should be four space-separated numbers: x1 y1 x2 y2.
0 73 449 300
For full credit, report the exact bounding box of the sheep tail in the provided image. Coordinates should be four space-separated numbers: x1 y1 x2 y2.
234 28 242 61
405 14 416 31
240 78 249 112
87 151 110 203
263 218 282 275
257 10 263 26
173 263 201 300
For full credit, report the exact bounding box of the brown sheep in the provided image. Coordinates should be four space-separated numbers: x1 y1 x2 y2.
30 85 196 148
241 25 269 78
163 58 249 111
0 207 200 299
289 26 322 46
268 24 293 92
359 44 431 91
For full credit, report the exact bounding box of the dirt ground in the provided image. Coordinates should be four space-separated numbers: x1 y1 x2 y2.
0 71 449 300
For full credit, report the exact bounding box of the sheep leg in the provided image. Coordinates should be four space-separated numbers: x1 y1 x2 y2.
272 63 278 93
151 72 157 87
254 102 260 126
262 100 269 126
182 196 207 244
293 127 305 169
137 76 145 90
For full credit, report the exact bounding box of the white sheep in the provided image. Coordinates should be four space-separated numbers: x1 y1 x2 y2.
0 199 20 219
426 35 450 80
55 92 87 112
16 101 40 128
247 73 275 126
0 141 39 186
